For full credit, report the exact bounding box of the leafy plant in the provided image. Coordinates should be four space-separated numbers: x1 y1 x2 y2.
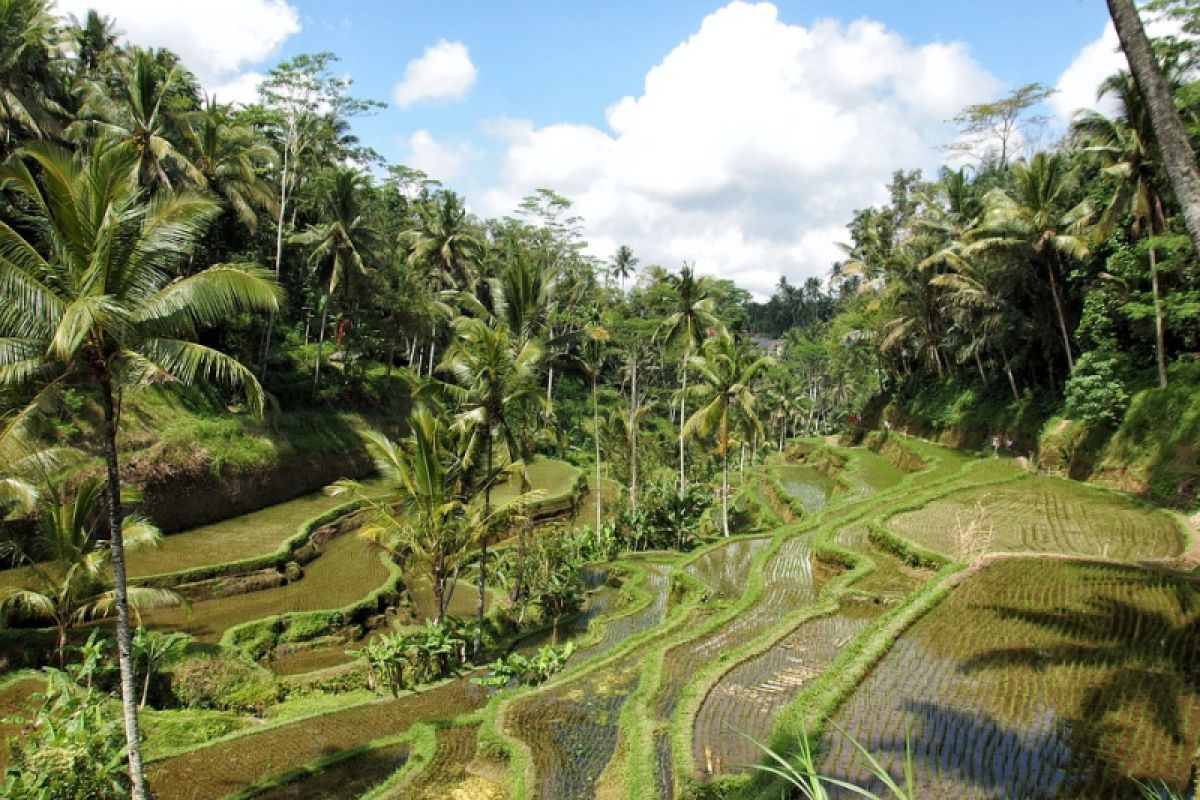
476 641 575 689
2 632 130 799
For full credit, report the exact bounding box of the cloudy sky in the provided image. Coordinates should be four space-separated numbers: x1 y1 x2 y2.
55 0 1140 297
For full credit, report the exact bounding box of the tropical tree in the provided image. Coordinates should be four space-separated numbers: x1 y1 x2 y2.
0 0 63 149
330 410 474 624
968 152 1092 371
0 479 180 665
290 167 377 390
183 99 278 236
403 191 484 374
1107 0 1200 251
438 315 543 656
657 263 720 497
609 244 638 293
1075 71 1174 387
580 316 611 533
684 332 772 537
131 626 190 708
0 141 280 800
71 48 200 191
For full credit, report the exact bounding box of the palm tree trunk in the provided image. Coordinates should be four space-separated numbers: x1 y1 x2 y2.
1002 348 1020 401
546 366 555 405
721 437 730 538
99 378 149 800
475 434 493 660
593 374 602 534
1045 256 1075 370
313 291 330 391
629 355 638 511
260 137 291 380
974 350 987 384
141 663 152 710
1150 245 1168 388
679 355 688 498
1107 0 1200 252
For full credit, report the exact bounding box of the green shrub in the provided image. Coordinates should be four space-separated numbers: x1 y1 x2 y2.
1065 350 1131 426
2 644 129 799
167 652 280 713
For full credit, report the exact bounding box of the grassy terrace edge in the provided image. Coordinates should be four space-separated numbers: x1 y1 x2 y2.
628 440 972 799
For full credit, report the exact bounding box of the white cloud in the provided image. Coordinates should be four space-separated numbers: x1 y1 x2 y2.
475 2 998 298
403 130 481 181
392 40 477 108
1052 16 1184 123
55 0 300 103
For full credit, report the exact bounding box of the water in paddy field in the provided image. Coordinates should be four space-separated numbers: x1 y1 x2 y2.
774 464 839 512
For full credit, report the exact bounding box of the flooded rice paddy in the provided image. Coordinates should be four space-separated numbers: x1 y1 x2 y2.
8 439 1194 799
823 559 1200 799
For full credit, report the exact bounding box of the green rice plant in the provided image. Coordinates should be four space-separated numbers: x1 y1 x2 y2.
744 723 918 800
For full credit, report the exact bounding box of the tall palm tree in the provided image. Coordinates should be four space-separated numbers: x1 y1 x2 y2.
1075 72 1173 387
968 153 1092 371
0 478 179 665
63 8 119 78
438 316 543 657
71 48 200 191
184 98 279 236
931 256 1025 400
580 315 611 534
0 0 63 149
402 191 484 373
609 244 639 293
1107 0 1200 251
657 263 720 497
684 332 771 537
0 141 280 799
291 167 377 390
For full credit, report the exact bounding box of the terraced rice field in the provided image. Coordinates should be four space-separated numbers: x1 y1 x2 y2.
823 559 1200 799
12 437 1193 800
147 679 488 799
773 464 839 512
888 473 1184 559
254 742 411 800
399 725 495 800
142 531 391 641
504 561 677 798
507 659 642 799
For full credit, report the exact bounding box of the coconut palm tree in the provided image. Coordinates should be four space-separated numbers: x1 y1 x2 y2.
184 98 279 236
657 263 720 497
609 245 639 293
291 167 377 390
71 48 201 191
401 191 484 374
438 316 543 656
580 316 611 534
0 478 180 666
1074 72 1174 387
968 153 1092 371
1106 0 1200 252
0 0 64 149
63 8 119 78
684 332 772 537
330 410 475 625
0 141 280 800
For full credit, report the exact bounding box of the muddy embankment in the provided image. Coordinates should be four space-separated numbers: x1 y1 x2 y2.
127 447 375 534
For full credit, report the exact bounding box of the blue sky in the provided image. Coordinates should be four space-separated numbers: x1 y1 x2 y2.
58 1 1133 297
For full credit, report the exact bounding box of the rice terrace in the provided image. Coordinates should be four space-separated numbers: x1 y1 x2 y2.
1 1 1199 799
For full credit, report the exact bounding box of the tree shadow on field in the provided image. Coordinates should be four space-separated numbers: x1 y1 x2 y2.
823 701 1074 800
959 566 1200 797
